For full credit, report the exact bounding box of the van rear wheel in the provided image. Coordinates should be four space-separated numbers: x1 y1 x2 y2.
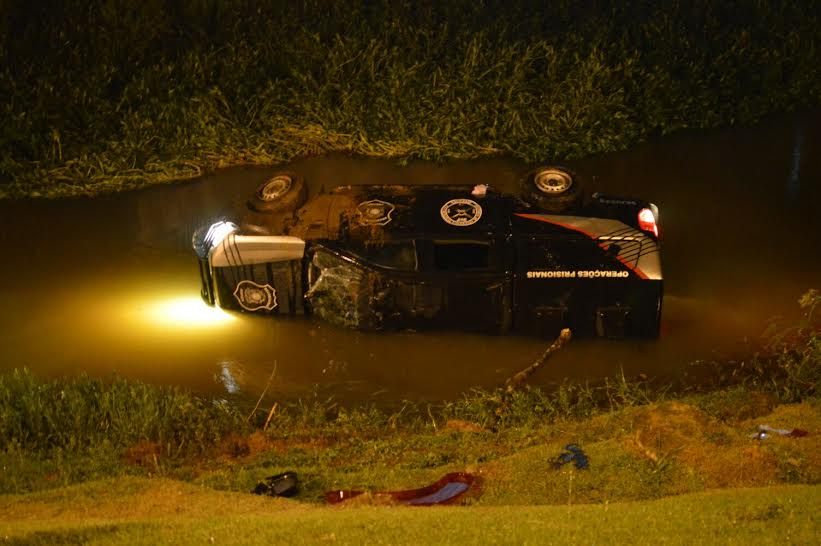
520 166 582 214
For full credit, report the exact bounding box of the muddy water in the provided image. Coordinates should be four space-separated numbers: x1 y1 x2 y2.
1 111 819 404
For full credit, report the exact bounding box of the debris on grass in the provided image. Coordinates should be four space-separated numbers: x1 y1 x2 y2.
324 472 482 506
551 444 589 470
750 425 809 440
252 471 299 498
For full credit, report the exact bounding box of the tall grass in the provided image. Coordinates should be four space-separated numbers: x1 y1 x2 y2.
1 0 819 198
0 369 247 491
751 289 821 402
0 369 245 455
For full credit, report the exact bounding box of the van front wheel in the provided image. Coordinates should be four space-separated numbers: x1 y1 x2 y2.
249 172 307 213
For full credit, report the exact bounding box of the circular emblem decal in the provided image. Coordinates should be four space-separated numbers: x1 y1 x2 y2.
233 280 278 312
356 199 395 226
440 199 483 226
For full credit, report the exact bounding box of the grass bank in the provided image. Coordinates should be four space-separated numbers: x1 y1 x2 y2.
1 1 819 198
1 480 817 544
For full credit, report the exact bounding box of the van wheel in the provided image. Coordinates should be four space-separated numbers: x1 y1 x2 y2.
249 172 307 213
520 166 582 213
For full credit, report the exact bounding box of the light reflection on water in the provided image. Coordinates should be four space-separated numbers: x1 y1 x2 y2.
141 296 236 328
0 110 819 404
218 360 245 395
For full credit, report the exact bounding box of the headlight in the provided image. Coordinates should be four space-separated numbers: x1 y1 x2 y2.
192 221 238 258
205 221 238 248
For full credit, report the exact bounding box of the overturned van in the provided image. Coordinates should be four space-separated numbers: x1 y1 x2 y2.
193 167 662 338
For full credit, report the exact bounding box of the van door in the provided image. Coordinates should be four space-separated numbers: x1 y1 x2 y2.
513 236 634 337
423 239 511 332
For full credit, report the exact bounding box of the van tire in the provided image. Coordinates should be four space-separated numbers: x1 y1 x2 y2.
249 172 307 213
520 166 582 214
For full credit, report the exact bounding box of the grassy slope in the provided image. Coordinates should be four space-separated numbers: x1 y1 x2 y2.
191 399 821 506
1 479 818 545
2 398 818 543
3 370 819 500
1 0 819 198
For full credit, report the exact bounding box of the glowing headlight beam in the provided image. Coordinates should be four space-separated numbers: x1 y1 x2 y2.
144 297 236 328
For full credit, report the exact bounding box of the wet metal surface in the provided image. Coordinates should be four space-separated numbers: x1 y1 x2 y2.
1 111 819 403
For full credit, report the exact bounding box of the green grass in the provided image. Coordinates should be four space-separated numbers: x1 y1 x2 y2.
195 396 821 504
0 478 818 545
4 372 819 501
0 368 818 543
1 0 819 198
0 370 247 492
0 369 246 455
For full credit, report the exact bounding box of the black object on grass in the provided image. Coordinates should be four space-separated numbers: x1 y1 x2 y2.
253 471 299 497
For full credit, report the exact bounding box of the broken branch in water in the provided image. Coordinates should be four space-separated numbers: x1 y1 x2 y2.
495 328 572 423
263 402 278 431
505 328 572 392
246 361 277 423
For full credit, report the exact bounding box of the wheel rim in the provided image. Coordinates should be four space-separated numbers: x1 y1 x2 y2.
259 175 292 201
533 169 572 195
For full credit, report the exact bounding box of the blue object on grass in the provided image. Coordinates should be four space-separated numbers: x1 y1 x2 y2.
552 444 589 469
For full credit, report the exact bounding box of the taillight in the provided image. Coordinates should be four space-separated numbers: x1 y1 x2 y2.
638 208 658 237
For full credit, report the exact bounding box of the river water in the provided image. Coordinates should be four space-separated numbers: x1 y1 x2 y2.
1 111 819 404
